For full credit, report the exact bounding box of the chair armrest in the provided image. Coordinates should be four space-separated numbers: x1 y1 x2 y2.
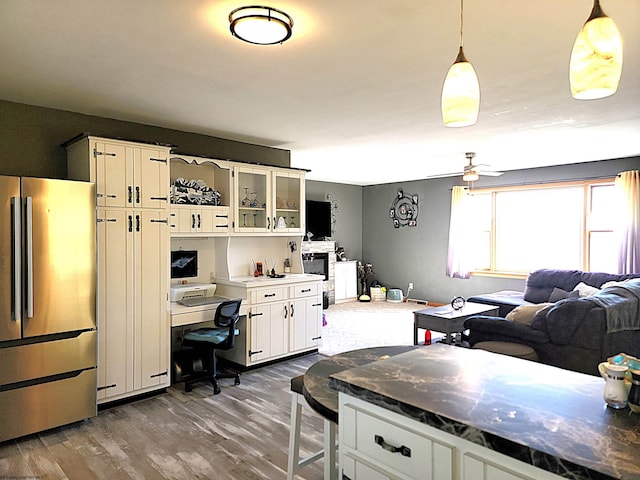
464 316 550 345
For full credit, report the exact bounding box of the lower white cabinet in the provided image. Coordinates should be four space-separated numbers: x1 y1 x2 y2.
217 278 322 367
339 394 563 480
335 260 358 303
96 208 170 403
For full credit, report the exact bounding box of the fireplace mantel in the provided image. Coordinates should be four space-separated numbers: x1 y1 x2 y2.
302 241 335 304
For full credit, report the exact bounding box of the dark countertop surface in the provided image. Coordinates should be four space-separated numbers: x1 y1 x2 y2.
329 344 640 480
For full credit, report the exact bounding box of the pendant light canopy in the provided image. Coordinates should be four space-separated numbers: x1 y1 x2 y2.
441 0 480 127
569 0 623 100
229 5 293 45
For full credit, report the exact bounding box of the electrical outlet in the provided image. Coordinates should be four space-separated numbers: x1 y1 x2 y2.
408 282 414 290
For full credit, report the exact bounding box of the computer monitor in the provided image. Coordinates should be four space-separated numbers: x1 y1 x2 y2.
171 250 198 279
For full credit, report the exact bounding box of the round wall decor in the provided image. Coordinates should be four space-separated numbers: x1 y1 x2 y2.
451 296 466 310
389 189 418 228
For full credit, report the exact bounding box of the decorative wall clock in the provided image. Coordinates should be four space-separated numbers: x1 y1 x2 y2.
389 189 418 228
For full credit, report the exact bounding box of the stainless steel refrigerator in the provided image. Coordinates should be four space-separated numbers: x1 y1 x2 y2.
0 176 97 442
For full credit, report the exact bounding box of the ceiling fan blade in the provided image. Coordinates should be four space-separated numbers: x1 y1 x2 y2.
476 170 504 177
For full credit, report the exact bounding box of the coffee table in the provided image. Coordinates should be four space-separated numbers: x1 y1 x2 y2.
413 301 499 345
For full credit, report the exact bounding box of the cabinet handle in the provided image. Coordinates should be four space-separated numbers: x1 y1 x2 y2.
128 186 133 204
148 157 167 163
267 216 270 229
96 193 117 198
264 293 276 298
150 219 168 224
97 218 117 223
128 215 133 232
273 216 277 229
197 214 201 228
284 305 288 318
97 384 117 391
93 148 116 157
290 304 294 317
374 435 411 457
192 214 196 229
301 288 311 293
249 349 263 356
312 336 321 341
215 214 228 218
135 215 141 232
135 186 141 204
312 303 322 307
150 196 168 201
217 224 229 228
150 371 168 378
249 312 263 318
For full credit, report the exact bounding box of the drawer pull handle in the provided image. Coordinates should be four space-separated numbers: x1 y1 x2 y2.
249 312 263 318
312 336 321 340
301 288 311 293
264 293 276 298
150 370 168 378
312 303 322 307
374 435 411 458
97 384 117 391
249 349 263 356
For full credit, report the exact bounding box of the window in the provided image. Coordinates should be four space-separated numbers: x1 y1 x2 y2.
467 180 616 276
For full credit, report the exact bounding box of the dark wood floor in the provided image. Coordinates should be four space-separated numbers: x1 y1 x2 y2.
0 353 326 480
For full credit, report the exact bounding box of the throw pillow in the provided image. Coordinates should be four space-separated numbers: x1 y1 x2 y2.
549 287 580 302
601 279 630 289
506 303 554 325
573 282 600 297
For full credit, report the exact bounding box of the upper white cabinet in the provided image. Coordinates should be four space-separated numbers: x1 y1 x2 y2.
233 164 305 235
66 136 170 209
168 155 231 236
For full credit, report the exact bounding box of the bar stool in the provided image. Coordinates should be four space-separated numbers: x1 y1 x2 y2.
287 375 337 480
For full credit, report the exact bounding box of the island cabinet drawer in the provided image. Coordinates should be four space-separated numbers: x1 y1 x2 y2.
250 286 287 304
342 400 454 480
290 282 320 299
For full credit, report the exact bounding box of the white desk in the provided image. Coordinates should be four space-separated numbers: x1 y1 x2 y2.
170 298 249 327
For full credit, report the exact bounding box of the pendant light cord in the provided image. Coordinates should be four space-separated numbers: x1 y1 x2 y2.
459 0 464 48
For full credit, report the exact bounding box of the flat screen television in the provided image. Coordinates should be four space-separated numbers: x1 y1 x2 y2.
171 250 198 279
305 200 332 240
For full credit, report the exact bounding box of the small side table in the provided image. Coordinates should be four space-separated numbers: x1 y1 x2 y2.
413 302 499 345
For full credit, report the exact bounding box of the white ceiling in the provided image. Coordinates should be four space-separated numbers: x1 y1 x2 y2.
1 0 638 185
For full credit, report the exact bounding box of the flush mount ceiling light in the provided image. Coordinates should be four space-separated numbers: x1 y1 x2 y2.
569 0 622 100
229 5 293 45
441 0 480 127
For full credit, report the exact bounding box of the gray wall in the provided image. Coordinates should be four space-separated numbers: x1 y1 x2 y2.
359 157 639 304
305 180 363 261
0 100 290 179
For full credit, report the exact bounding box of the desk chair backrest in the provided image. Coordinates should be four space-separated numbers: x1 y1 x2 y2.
215 298 242 349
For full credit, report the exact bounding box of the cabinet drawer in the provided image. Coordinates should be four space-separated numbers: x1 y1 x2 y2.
344 402 453 479
250 286 287 304
171 308 216 327
290 282 320 298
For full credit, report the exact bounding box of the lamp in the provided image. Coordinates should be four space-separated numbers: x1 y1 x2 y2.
441 0 480 127
462 169 479 182
229 5 293 45
569 0 623 100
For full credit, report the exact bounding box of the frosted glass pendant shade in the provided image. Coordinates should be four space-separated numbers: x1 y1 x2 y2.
569 1 622 100
229 6 293 45
441 47 480 127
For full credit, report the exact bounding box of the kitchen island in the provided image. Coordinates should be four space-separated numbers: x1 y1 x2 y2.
330 344 639 480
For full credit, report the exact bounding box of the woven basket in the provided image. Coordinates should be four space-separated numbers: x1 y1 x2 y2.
370 287 385 302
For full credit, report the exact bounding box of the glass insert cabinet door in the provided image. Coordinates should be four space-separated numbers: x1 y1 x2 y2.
272 171 305 234
234 166 269 233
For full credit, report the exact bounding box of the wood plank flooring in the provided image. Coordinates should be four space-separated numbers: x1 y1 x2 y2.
0 353 326 480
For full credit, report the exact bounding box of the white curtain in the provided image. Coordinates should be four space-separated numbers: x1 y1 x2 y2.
614 170 640 274
446 186 471 279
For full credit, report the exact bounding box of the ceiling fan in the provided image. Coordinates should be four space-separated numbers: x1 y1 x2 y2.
461 152 503 182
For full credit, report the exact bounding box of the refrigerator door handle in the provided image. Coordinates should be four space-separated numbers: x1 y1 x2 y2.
25 196 34 319
11 197 22 321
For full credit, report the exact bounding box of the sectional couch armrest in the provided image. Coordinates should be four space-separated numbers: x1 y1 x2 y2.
463 315 550 345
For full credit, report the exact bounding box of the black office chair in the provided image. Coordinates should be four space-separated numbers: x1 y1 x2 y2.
181 298 242 394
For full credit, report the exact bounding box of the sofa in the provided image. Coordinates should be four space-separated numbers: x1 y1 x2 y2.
464 269 640 375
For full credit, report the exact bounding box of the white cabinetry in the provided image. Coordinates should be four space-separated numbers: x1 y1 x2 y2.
216 277 322 367
233 165 305 235
335 260 358 303
66 136 171 404
169 155 231 237
339 394 562 480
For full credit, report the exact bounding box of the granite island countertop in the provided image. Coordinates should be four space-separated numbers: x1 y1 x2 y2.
215 273 323 288
329 344 640 480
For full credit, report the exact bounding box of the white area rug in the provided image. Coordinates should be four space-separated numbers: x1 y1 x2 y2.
319 300 431 356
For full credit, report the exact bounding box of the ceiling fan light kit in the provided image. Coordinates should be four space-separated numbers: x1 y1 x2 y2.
229 5 293 45
569 0 623 100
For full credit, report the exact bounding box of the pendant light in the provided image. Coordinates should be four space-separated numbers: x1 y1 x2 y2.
229 6 293 45
569 0 623 100
441 0 480 127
